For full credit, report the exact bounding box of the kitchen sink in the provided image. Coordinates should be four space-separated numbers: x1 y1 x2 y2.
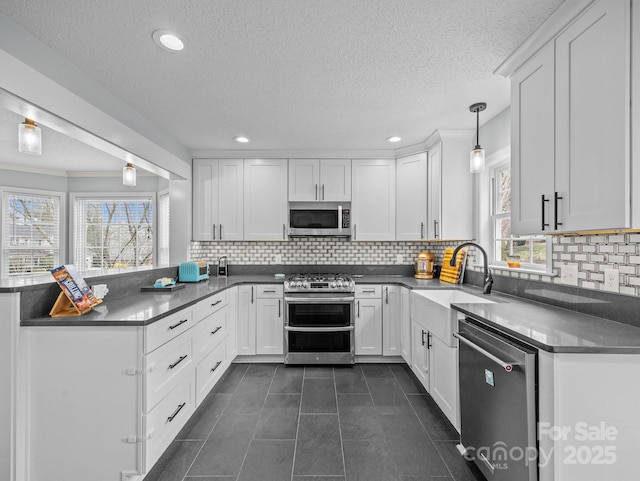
410 289 496 346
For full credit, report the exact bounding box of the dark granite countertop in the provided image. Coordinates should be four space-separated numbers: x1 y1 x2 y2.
452 300 640 354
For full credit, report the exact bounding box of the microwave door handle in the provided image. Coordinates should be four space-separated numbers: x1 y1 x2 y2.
338 205 342 232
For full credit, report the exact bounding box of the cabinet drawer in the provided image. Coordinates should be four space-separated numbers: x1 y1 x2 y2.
256 284 283 298
193 306 228 363
355 285 381 298
144 375 195 470
145 332 194 412
192 290 229 323
196 342 227 406
145 309 193 354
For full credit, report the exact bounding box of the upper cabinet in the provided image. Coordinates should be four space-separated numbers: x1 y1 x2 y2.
289 159 351 202
192 159 244 241
244 159 288 241
351 159 396 240
396 153 428 241
426 132 474 241
507 0 631 234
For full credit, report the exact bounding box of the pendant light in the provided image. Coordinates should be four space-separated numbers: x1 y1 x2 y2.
123 162 137 186
469 102 487 173
18 118 42 155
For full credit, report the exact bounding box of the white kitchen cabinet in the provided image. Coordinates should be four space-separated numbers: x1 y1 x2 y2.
396 153 428 240
256 297 284 355
192 158 244 241
411 321 429 386
355 287 382 355
237 284 284 356
425 132 474 240
400 287 411 363
227 286 238 361
428 333 458 428
237 285 257 355
382 285 401 356
509 0 631 234
289 159 351 201
351 159 396 240
244 159 288 241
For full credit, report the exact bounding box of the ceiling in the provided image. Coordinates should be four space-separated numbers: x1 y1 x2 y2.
0 0 564 153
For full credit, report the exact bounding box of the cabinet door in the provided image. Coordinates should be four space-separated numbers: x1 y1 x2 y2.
511 42 556 235
555 0 630 232
320 159 351 201
427 146 442 240
400 287 411 363
192 159 219 241
218 159 244 240
289 159 319 201
411 321 429 389
237 286 256 355
396 153 428 240
355 298 382 355
256 298 284 355
351 159 396 240
382 285 401 356
429 334 459 430
244 159 288 240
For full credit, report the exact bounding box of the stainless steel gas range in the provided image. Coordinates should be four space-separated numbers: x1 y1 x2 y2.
283 274 355 365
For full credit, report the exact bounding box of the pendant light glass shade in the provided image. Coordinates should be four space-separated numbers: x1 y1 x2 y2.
18 118 42 155
469 102 487 173
470 147 485 173
123 162 137 186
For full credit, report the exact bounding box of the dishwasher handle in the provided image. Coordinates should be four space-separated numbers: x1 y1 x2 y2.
453 332 518 372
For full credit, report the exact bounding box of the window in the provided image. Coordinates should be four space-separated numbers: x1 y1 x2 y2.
73 194 154 269
491 164 548 269
1 189 63 277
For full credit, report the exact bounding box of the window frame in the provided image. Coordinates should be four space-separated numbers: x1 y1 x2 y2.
0 186 66 278
70 192 157 271
489 163 551 272
157 188 170 266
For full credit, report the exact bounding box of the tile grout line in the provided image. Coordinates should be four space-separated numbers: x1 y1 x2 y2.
331 367 347 479
179 363 250 481
290 366 306 481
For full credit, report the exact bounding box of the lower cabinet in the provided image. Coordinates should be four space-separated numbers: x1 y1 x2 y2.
355 286 382 355
22 289 237 481
382 285 401 356
400 287 411 363
410 316 460 431
237 284 284 356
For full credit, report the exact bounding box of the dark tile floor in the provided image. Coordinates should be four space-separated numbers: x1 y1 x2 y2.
145 363 486 481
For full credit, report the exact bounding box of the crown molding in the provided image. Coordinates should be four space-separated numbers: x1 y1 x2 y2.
190 148 398 160
424 129 474 150
494 0 596 78
0 161 67 177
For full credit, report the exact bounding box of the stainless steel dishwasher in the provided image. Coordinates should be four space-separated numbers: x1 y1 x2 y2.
454 318 538 481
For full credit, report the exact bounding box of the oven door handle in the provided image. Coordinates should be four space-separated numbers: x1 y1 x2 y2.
284 296 355 303
453 332 519 372
284 326 355 332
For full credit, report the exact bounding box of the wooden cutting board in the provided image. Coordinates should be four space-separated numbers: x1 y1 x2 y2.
439 248 467 284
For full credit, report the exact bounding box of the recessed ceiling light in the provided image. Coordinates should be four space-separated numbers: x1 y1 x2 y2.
386 136 402 143
234 136 250 143
152 30 185 52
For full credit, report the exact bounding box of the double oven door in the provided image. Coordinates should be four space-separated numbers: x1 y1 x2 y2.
284 293 355 365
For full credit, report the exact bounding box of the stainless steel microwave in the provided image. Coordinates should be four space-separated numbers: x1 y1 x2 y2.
289 206 350 237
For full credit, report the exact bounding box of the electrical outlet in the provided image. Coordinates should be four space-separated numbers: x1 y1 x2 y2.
603 268 620 293
560 264 578 286
396 254 403 263
274 254 282 264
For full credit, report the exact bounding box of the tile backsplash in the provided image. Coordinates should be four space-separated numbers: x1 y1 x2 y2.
191 232 640 298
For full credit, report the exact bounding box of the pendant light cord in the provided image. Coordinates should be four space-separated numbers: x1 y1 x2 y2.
475 108 480 149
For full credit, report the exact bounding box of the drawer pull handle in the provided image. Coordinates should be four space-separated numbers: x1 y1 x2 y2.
263 289 277 293
210 361 222 373
361 289 375 293
168 319 188 330
168 355 188 370
211 300 222 307
211 326 222 336
167 403 186 423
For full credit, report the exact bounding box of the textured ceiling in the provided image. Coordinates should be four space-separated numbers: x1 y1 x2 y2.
0 0 564 152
